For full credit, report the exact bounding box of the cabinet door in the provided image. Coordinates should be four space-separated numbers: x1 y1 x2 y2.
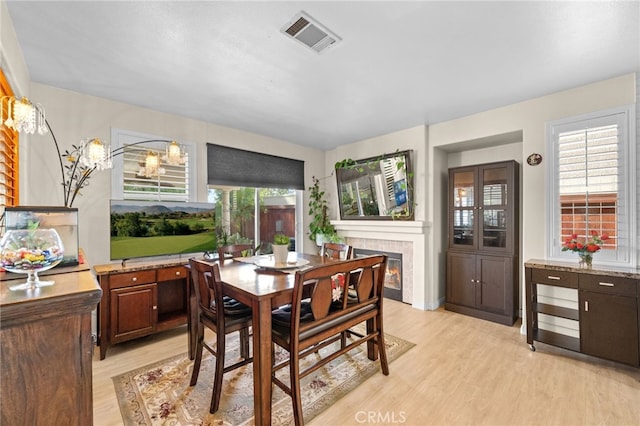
476 255 512 315
479 163 511 253
446 251 476 307
449 167 477 249
580 290 639 366
1 312 94 425
110 283 158 343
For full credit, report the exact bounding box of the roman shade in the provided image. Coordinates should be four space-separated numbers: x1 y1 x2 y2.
207 143 305 190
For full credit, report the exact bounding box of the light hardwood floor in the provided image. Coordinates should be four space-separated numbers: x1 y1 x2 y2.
93 300 640 425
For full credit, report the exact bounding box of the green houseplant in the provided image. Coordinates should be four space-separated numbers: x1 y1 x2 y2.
272 233 290 265
308 176 337 246
273 233 290 246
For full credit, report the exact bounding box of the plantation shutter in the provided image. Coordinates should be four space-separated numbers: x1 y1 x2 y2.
558 122 620 197
558 120 619 244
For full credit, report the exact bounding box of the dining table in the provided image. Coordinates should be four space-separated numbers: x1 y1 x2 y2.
190 252 332 426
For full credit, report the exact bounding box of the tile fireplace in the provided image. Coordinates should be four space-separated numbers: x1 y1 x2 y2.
333 219 431 309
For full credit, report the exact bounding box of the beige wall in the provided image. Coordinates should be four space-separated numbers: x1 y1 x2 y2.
21 84 325 265
328 73 636 311
427 73 637 312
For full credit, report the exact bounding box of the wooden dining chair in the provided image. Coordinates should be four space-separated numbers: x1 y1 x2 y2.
216 243 254 261
188 258 253 413
321 242 353 260
270 255 389 425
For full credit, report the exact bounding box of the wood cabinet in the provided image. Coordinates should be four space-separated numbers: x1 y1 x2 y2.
446 160 519 325
95 261 189 360
0 266 102 425
525 260 640 367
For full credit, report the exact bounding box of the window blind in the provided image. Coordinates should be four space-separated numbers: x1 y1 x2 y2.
207 143 305 190
1 69 19 206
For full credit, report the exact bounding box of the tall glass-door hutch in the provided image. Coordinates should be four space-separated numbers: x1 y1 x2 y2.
446 160 520 325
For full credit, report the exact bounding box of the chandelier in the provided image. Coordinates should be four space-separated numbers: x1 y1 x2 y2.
1 96 48 134
77 137 186 179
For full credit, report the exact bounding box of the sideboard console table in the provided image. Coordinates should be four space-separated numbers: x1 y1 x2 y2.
525 259 640 367
94 259 190 360
1 265 102 425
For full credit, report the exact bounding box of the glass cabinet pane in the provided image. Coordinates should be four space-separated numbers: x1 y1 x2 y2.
483 167 507 206
453 209 474 246
453 171 474 207
483 208 507 248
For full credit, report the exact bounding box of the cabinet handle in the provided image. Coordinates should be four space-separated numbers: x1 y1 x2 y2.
584 301 589 312
132 277 137 282
598 282 614 287
175 271 181 276
152 305 157 310
547 276 561 280
471 279 475 283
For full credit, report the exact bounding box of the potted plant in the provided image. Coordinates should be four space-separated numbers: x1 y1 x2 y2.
272 233 290 265
308 176 337 246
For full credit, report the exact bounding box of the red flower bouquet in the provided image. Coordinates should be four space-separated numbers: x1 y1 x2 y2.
561 231 608 254
562 231 608 267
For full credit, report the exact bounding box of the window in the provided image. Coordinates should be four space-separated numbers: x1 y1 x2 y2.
208 186 298 247
1 69 19 206
111 129 195 202
206 144 304 250
548 106 636 266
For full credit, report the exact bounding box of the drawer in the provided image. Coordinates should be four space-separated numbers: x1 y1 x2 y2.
531 269 578 288
109 270 157 289
579 274 637 297
157 265 188 282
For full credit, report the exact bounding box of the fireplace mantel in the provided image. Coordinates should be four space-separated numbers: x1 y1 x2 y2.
332 220 428 236
332 220 431 309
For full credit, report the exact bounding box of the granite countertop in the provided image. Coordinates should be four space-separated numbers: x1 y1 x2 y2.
525 258 640 280
93 257 189 275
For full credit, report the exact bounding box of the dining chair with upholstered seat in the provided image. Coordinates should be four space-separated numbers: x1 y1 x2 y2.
321 242 353 260
216 243 254 261
188 258 253 413
270 255 389 425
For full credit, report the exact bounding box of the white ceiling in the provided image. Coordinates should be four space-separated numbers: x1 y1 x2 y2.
5 1 640 150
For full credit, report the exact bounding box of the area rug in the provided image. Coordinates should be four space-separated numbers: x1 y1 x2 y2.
113 331 414 425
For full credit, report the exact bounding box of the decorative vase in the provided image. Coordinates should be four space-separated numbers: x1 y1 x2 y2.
578 253 593 269
0 228 65 291
272 244 289 266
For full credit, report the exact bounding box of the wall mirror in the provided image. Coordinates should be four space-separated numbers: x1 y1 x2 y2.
335 150 414 220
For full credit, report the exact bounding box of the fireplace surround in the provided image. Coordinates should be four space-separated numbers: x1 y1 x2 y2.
333 220 429 308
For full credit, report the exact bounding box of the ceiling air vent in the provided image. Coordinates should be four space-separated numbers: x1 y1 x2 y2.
281 12 341 54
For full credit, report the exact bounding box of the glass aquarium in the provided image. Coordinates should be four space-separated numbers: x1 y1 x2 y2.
3 206 79 266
